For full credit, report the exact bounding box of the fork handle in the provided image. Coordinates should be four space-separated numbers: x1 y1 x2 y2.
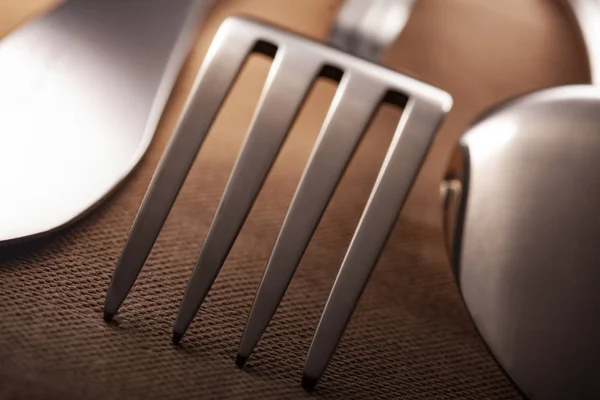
330 0 416 61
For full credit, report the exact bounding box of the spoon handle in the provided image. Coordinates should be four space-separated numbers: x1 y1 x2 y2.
566 0 600 85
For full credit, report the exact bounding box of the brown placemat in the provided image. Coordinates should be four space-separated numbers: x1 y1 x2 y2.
0 0 588 398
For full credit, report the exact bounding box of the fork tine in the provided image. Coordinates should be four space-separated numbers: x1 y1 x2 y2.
236 74 384 364
103 20 257 321
172 48 322 343
302 97 450 388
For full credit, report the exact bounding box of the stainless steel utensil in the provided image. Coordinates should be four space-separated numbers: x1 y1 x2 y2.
441 1 600 398
103 0 450 387
237 0 417 374
0 0 212 244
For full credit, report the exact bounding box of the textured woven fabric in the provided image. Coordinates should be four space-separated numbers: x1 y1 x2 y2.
0 128 522 400
0 0 589 398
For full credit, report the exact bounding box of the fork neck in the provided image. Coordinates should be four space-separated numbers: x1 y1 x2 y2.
329 0 416 62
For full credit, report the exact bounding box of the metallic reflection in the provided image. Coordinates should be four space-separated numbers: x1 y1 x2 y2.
0 0 210 243
446 86 600 399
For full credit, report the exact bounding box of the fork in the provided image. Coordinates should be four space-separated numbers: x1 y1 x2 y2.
103 0 452 388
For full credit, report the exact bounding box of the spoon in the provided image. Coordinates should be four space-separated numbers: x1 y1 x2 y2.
442 1 600 398
0 0 212 244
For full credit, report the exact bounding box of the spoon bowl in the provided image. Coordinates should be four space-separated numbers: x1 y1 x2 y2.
443 84 600 399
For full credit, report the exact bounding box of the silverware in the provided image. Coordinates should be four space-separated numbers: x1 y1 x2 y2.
104 0 451 387
237 0 418 376
441 1 600 398
568 0 600 84
0 0 212 244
